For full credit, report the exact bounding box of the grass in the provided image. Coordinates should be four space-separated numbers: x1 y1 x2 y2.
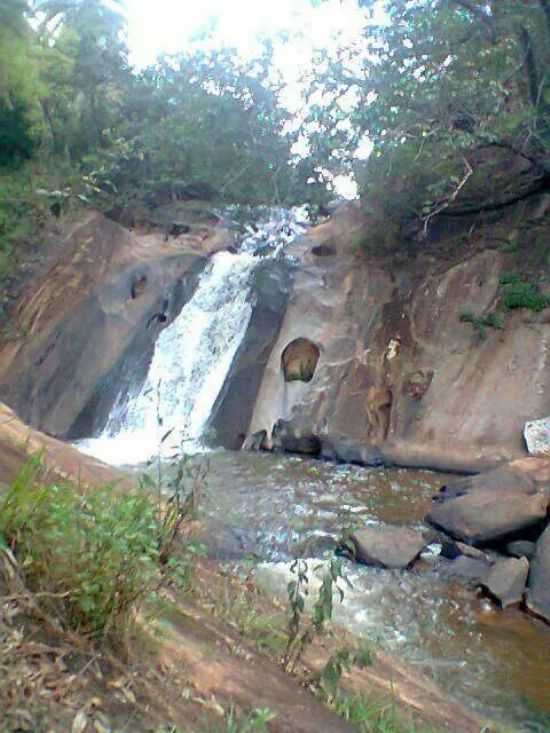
329 691 439 733
0 456 194 644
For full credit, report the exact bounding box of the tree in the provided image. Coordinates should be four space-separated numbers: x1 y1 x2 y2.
305 0 550 242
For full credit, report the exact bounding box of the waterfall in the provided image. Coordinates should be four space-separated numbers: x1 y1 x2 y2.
77 210 306 465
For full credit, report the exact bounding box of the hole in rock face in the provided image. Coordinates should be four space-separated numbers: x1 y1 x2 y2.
131 275 147 299
311 244 336 256
281 338 320 383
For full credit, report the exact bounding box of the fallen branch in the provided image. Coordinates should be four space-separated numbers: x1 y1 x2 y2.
422 157 473 236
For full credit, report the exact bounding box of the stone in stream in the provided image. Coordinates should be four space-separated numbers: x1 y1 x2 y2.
480 557 530 608
440 538 493 563
526 524 550 623
348 526 428 569
506 540 537 560
426 491 548 546
524 417 550 456
443 556 492 585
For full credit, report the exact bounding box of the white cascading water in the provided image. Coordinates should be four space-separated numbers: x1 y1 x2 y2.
77 211 306 465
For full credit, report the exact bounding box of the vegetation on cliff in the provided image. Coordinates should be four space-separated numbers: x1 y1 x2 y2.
306 0 550 248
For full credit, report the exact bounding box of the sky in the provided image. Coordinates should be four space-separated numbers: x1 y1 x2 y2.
124 0 376 197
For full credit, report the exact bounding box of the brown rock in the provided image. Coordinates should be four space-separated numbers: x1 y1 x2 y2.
426 491 548 545
349 525 428 569
0 212 230 439
526 525 550 623
440 539 493 563
0 402 128 490
243 205 550 473
481 557 529 608
444 556 492 584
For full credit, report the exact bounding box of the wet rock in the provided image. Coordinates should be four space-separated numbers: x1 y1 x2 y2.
349 526 428 569
426 490 548 545
434 461 546 502
481 557 529 608
440 539 492 563
0 212 219 438
242 430 267 452
524 416 550 457
506 540 536 559
272 419 321 456
444 556 492 584
526 525 550 623
208 259 291 450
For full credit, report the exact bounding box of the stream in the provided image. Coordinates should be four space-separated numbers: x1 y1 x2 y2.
76 211 550 732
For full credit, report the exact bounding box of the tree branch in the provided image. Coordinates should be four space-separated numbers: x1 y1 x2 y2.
439 173 550 217
423 157 473 236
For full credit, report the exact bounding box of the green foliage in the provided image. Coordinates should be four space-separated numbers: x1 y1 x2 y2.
329 691 436 733
284 558 346 673
500 276 550 311
315 641 374 702
0 99 35 166
0 456 196 642
215 706 277 733
304 0 550 243
459 310 503 339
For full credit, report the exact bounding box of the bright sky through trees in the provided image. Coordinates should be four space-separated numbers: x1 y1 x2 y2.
125 0 374 197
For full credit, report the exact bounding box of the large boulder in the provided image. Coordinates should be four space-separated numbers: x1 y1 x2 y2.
443 556 492 584
481 557 529 608
0 402 128 490
426 490 548 545
524 417 550 457
244 203 550 474
526 525 550 623
0 211 232 439
348 526 428 569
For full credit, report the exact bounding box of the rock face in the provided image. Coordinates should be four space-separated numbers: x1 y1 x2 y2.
0 402 127 489
207 259 291 450
426 490 548 545
526 525 550 623
481 557 529 608
244 202 550 472
524 417 550 456
0 211 232 439
349 526 428 569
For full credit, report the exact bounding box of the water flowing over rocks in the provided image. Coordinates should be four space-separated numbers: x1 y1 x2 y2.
0 211 229 439
424 457 550 623
524 416 550 456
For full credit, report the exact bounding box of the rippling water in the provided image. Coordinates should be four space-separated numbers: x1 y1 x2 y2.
190 450 550 732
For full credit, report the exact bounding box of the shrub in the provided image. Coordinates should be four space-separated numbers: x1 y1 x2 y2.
500 279 549 312
0 99 35 168
459 310 503 340
0 457 191 643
